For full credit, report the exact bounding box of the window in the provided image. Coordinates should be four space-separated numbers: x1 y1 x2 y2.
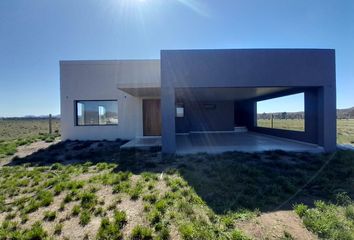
76 100 118 126
176 104 184 118
256 93 304 131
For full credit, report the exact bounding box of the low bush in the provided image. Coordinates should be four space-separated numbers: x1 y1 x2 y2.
54 223 63 235
230 229 251 240
114 210 127 229
295 198 354 240
37 190 54 207
23 222 48 239
80 192 97 209
80 210 91 226
130 225 153 240
72 205 81 216
43 211 56 221
96 217 123 240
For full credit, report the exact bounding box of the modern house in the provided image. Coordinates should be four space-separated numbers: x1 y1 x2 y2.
60 49 336 154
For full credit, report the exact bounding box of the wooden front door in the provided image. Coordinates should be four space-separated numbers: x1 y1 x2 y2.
143 99 161 136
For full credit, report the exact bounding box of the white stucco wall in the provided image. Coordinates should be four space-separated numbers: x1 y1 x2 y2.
60 60 160 141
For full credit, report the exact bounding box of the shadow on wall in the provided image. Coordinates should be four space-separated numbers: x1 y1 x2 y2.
7 141 354 214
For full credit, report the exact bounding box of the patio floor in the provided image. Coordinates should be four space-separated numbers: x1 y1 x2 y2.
121 132 324 154
176 132 324 154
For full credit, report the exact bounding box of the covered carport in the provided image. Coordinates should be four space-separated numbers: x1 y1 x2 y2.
161 49 336 153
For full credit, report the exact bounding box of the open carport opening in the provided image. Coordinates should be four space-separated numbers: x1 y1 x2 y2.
256 93 305 132
173 87 323 154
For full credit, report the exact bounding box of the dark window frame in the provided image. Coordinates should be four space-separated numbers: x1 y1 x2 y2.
74 100 118 127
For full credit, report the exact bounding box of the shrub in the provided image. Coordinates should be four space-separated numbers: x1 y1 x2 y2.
179 223 195 240
129 183 143 200
155 200 167 213
113 182 131 194
23 222 47 239
64 193 73 203
94 207 105 217
5 212 16 220
143 194 157 204
221 215 234 229
166 178 186 192
72 205 81 216
43 211 56 221
114 210 127 229
231 229 251 240
20 213 29 224
96 217 123 240
80 192 97 209
80 210 91 226
37 190 54 207
297 201 354 240
54 182 66 195
0 142 17 156
67 180 85 190
130 225 153 240
148 210 161 225
336 192 351 206
157 226 170 240
54 223 63 235
294 203 308 217
345 205 354 221
24 199 39 213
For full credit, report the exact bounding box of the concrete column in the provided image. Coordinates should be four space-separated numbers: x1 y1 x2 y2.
304 90 319 144
319 85 337 152
161 87 176 153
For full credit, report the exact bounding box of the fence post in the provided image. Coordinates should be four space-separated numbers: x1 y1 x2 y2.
49 114 52 135
271 114 274 128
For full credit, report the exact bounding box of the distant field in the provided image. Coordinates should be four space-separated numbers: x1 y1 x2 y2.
0 119 60 141
258 119 354 145
337 119 354 144
257 119 304 131
0 119 60 158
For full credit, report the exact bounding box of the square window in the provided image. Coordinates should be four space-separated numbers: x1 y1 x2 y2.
176 106 184 118
75 100 118 126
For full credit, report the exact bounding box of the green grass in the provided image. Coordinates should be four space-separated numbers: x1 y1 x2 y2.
43 211 56 221
0 118 60 141
257 119 354 144
337 119 354 144
257 118 305 131
130 225 153 240
72 204 81 216
96 217 123 240
294 196 354 239
1 136 354 239
80 210 91 226
54 223 63 235
0 118 61 159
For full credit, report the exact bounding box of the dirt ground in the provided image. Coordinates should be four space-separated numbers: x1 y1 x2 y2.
0 140 59 167
236 210 317 240
15 140 60 158
0 140 323 239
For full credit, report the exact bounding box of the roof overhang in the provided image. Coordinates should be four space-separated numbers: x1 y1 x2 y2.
175 87 295 101
116 59 161 97
117 87 160 97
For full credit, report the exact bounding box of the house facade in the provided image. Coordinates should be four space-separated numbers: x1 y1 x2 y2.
60 49 336 153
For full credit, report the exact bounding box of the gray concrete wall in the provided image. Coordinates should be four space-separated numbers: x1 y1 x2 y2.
161 49 336 153
176 101 234 133
60 60 152 140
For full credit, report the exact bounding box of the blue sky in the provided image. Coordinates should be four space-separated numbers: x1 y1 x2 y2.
0 0 353 117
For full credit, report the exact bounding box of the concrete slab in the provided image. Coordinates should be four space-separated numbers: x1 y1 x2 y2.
176 132 324 155
120 137 161 149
